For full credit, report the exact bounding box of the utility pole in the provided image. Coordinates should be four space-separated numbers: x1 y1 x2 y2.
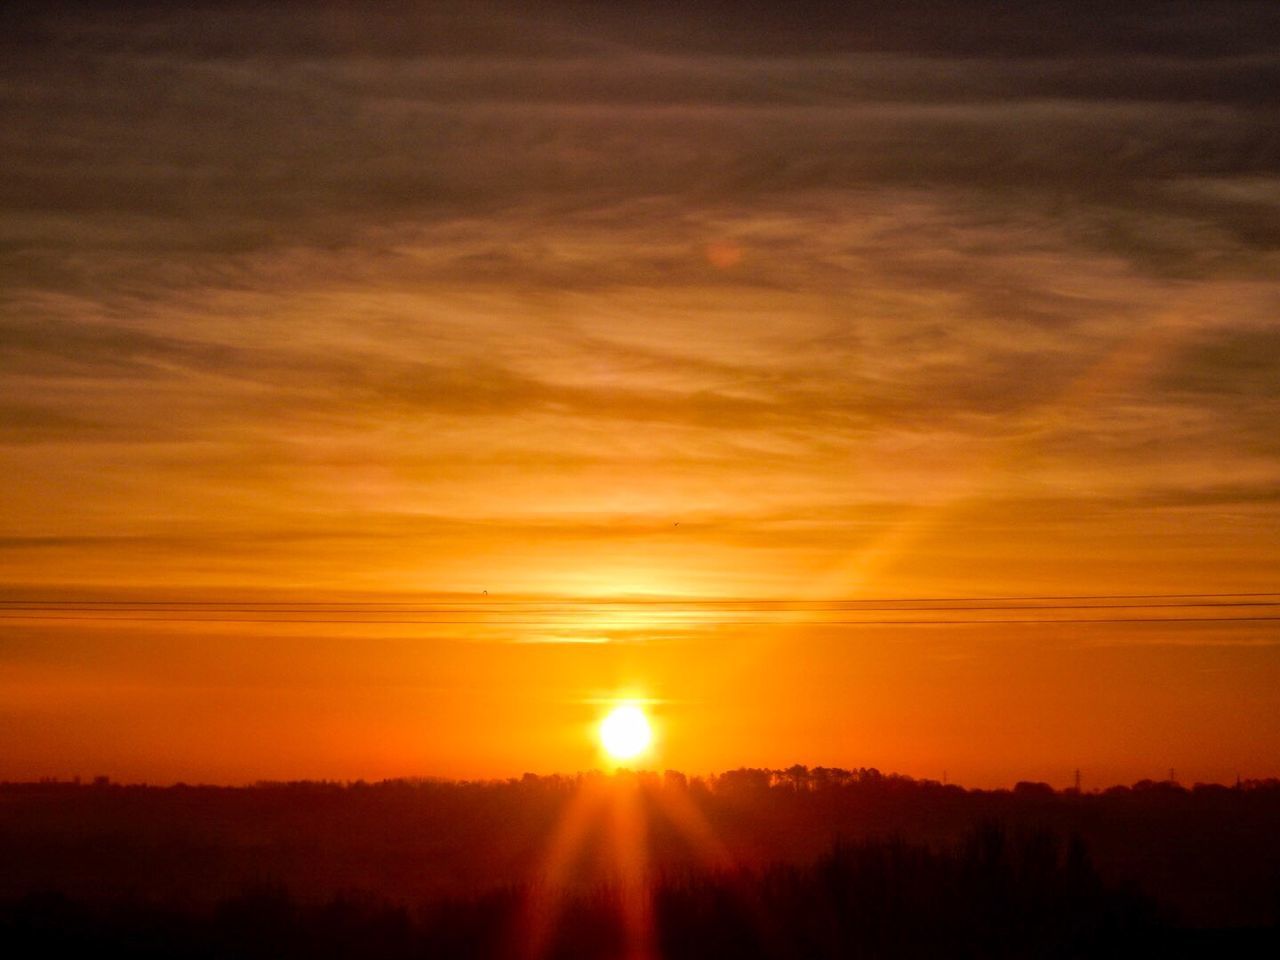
1074 768 1081 793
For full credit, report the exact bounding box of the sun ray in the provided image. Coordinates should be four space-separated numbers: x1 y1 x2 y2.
516 777 608 960
610 776 655 960
806 301 1206 600
647 778 734 871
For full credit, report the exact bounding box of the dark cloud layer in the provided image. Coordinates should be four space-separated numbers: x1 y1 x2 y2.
2 3 1278 261
7 2 1279 59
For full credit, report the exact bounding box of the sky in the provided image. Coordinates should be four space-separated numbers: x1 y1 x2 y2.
2 1 1279 787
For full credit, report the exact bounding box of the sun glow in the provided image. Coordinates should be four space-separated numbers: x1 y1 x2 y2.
599 704 653 761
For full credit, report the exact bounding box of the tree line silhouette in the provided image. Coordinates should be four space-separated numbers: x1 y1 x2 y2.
2 768 1278 951
0 826 1213 959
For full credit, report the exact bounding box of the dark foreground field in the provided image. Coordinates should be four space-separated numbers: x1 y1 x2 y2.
3 771 1278 957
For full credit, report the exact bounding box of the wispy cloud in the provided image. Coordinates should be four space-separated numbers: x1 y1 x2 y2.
1 0 1278 600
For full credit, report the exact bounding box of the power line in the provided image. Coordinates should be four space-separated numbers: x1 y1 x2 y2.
1 601 1278 614
1 591 1277 606
2 615 1278 626
3 591 1277 628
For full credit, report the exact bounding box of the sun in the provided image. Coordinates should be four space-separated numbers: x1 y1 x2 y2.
599 704 652 761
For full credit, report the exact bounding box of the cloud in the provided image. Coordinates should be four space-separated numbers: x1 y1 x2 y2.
3 2 1278 277
0 0 1278 599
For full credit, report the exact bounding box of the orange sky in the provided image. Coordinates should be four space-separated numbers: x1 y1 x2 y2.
2 1 1279 787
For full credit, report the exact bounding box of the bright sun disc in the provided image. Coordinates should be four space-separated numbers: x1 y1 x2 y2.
599 704 652 760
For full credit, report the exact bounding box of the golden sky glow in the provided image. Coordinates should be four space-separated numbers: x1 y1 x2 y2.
2 2 1279 787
